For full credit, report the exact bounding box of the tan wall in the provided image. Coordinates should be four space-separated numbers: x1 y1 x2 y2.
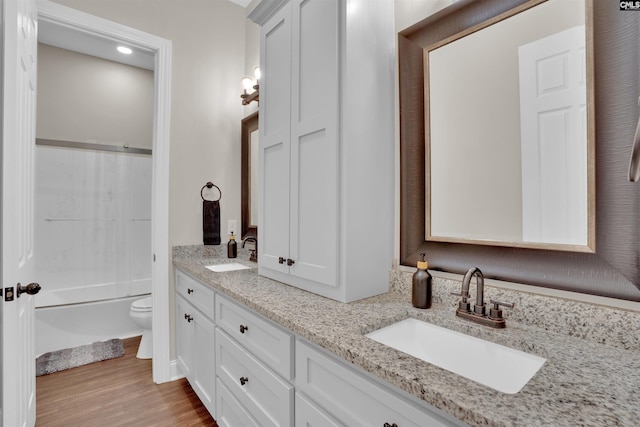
53 0 248 247
37 44 154 148
51 0 251 359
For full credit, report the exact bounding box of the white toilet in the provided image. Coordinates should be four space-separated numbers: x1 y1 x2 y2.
129 296 153 359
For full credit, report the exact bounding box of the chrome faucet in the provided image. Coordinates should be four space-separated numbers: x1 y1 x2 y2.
451 267 514 328
242 236 258 262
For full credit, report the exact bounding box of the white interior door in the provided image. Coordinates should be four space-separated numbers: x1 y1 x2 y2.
2 0 39 426
519 25 587 245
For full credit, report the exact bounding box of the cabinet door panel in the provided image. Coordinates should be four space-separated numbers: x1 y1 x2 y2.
176 295 193 379
192 311 216 416
260 1 292 274
291 128 338 286
289 0 339 286
261 141 290 273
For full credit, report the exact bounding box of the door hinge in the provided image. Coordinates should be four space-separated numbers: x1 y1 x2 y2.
4 287 15 301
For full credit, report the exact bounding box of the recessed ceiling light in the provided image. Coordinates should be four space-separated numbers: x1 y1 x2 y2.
117 46 133 55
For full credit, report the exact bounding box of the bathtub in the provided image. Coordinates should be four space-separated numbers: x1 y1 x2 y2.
35 281 150 356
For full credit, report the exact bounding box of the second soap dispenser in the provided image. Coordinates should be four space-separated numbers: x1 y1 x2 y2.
412 253 432 309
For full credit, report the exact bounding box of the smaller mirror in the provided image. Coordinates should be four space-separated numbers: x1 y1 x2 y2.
241 111 259 239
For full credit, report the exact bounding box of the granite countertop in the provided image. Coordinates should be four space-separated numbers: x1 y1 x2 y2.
173 246 640 427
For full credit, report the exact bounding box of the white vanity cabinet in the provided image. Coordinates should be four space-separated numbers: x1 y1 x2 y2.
295 392 344 427
175 270 216 416
174 268 465 426
250 0 395 303
215 293 293 380
215 293 294 427
295 339 465 427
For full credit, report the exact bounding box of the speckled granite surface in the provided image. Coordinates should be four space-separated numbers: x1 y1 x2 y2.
173 245 640 427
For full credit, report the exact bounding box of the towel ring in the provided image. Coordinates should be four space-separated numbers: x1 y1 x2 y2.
201 182 222 201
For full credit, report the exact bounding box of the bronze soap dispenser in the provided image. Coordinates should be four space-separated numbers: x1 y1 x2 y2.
412 253 432 309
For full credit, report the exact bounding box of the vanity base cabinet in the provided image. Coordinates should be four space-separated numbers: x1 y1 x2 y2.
216 379 260 427
295 339 466 427
215 328 294 427
215 293 293 380
175 271 216 417
175 268 466 426
295 392 344 427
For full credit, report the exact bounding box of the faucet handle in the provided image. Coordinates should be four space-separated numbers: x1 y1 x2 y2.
488 299 514 320
450 291 471 312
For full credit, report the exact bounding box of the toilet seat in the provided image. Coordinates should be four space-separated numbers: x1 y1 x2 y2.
131 296 152 312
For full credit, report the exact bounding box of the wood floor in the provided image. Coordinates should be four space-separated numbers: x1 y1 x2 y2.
36 336 218 427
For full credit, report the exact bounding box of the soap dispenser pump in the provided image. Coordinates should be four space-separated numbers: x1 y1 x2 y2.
227 231 237 258
412 253 432 309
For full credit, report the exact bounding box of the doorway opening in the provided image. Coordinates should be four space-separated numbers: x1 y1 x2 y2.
37 0 172 383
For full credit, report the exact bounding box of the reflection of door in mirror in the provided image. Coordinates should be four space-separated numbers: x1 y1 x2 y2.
241 111 259 239
426 0 594 252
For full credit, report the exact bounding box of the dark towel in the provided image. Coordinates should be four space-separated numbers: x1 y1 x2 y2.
203 200 221 245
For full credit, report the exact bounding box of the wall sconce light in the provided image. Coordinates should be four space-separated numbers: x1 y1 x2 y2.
241 66 260 105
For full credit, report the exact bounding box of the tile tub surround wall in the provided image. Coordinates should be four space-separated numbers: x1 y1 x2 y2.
389 270 640 352
173 245 640 426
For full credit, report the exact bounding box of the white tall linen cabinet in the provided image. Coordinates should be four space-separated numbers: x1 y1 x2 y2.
250 0 395 303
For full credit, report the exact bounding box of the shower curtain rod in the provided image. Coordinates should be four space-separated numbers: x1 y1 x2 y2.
36 138 152 156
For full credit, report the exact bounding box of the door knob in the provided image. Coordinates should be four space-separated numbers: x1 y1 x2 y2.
17 282 40 297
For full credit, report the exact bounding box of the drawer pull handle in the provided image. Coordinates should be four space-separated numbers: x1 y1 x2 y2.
383 424 398 427
240 324 249 334
184 313 193 323
187 288 194 294
239 376 249 386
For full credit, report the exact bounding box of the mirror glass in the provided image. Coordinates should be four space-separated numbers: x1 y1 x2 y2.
426 0 594 251
241 111 258 239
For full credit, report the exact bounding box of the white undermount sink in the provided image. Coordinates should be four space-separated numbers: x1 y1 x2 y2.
365 318 546 394
205 263 250 273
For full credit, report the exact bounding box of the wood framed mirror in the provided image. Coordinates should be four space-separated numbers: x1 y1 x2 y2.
399 0 640 300
241 111 258 239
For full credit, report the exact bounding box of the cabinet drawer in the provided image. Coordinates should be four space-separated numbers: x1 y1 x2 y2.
216 378 260 427
216 328 294 427
176 270 214 319
215 293 293 380
295 392 344 427
296 339 461 427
